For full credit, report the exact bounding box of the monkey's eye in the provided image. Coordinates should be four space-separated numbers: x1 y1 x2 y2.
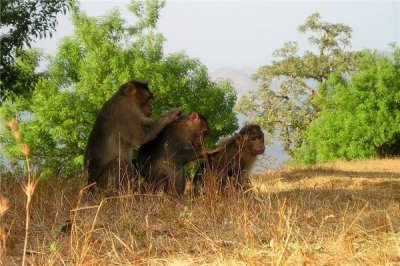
250 136 258 141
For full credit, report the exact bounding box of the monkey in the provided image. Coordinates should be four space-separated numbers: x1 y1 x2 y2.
193 124 265 194
137 112 212 197
84 80 181 193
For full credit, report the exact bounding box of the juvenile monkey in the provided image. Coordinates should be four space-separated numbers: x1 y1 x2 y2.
84 80 180 192
137 112 211 196
193 124 265 193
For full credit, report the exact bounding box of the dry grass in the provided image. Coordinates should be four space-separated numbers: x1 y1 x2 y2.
1 158 400 265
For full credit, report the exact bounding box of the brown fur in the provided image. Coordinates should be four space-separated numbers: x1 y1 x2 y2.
137 112 211 197
193 124 265 193
84 80 180 193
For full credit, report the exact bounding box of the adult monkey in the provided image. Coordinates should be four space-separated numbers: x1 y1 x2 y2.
193 124 265 193
137 112 211 197
84 80 181 193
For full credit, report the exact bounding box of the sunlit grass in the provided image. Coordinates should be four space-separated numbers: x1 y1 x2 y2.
1 158 400 264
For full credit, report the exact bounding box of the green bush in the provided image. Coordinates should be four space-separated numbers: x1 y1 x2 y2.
0 2 237 177
297 45 400 164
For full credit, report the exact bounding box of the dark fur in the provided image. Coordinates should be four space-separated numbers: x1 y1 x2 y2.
193 124 265 193
84 80 180 193
137 113 210 196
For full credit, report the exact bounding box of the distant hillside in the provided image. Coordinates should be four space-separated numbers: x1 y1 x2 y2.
211 67 258 96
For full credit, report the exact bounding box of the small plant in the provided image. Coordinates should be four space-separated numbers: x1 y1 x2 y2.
0 192 9 255
7 119 39 265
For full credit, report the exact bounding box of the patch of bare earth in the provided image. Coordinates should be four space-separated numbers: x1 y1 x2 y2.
1 158 400 265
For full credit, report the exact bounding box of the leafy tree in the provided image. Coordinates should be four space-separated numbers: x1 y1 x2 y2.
0 1 237 177
297 45 400 164
237 12 361 157
0 0 72 101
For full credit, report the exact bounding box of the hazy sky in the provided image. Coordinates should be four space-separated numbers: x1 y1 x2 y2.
35 0 399 72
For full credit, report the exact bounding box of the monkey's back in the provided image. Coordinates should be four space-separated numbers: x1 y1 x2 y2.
137 121 180 181
194 138 244 187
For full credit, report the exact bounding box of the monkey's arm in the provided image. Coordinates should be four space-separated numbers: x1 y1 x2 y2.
203 146 226 156
178 146 225 164
140 108 181 145
177 149 203 164
141 108 181 127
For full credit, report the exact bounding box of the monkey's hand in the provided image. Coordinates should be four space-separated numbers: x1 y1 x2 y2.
167 108 181 121
140 108 181 145
141 108 180 127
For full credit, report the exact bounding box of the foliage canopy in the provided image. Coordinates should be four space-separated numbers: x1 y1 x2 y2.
0 1 237 176
0 0 72 101
297 45 400 163
237 12 361 157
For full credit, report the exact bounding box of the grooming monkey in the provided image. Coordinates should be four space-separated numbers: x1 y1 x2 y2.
84 80 180 192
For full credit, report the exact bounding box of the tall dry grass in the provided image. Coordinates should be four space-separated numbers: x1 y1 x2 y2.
0 193 9 256
0 157 399 265
3 119 40 266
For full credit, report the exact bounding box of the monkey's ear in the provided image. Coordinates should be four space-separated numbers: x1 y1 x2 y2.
235 134 243 144
124 84 137 96
189 112 199 121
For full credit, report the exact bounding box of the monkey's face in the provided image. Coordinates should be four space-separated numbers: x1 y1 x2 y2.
238 125 265 156
196 119 210 147
139 89 154 117
124 82 154 117
246 132 265 156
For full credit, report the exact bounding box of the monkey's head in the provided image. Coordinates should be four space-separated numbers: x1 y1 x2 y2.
121 80 154 117
236 124 265 156
177 112 210 148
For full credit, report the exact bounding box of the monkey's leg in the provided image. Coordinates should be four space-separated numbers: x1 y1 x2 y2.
175 168 186 197
192 164 206 195
163 167 185 197
97 159 137 193
237 170 252 191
